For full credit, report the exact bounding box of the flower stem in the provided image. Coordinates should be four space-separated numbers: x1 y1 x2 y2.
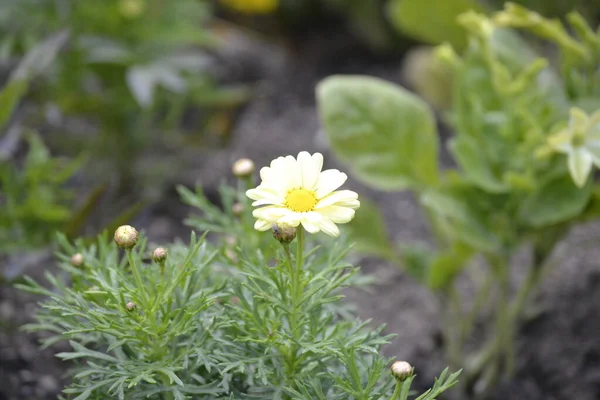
126 249 146 305
281 226 304 388
390 381 402 400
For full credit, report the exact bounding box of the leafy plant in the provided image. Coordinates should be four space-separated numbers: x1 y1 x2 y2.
0 132 80 255
317 3 600 396
1 0 248 197
18 159 459 399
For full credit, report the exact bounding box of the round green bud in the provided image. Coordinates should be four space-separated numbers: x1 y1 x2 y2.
272 224 296 244
232 158 255 178
152 247 167 263
391 361 413 381
114 225 138 249
70 253 84 268
232 202 244 217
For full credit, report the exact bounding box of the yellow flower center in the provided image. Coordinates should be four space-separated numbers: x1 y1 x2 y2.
285 188 317 212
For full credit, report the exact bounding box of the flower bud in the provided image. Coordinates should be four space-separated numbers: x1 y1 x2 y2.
70 253 84 268
225 235 237 247
152 247 167 263
114 225 138 249
391 361 413 381
225 248 238 263
232 158 255 178
232 202 244 217
126 301 137 311
272 224 296 244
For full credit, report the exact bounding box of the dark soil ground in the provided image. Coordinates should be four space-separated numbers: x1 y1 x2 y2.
2 20 600 400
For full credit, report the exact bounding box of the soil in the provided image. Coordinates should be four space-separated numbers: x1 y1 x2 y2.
2 20 600 400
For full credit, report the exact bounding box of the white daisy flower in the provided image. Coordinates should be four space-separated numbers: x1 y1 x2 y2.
246 151 360 237
548 107 600 187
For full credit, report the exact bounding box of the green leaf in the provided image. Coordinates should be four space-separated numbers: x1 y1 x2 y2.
317 75 439 191
448 135 509 193
421 187 499 252
11 30 69 81
386 0 483 49
0 79 28 128
345 197 394 259
399 242 434 284
427 243 473 289
519 174 592 228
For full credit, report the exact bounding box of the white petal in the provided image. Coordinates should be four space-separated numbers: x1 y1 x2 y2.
253 206 292 221
547 129 572 153
568 148 592 187
277 157 299 188
585 140 600 167
277 212 302 227
315 169 348 198
246 187 285 205
315 190 359 209
317 218 340 236
298 211 322 234
260 158 291 192
316 206 356 223
301 220 321 233
254 219 272 231
297 151 323 190
569 107 588 132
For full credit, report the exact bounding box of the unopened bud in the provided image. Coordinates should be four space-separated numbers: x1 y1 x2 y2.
114 225 138 249
152 247 167 263
225 248 238 263
232 158 255 178
391 361 413 381
232 202 244 217
225 235 237 247
70 253 84 268
272 224 296 244
126 301 137 311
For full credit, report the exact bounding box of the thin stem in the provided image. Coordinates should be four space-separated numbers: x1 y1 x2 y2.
510 261 544 321
484 253 512 392
463 268 494 341
126 249 146 306
446 286 463 369
390 381 402 400
282 226 305 389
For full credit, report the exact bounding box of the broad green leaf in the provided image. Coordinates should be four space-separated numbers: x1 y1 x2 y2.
448 135 509 193
399 242 434 284
317 75 439 191
345 197 394 259
427 242 473 289
386 0 483 49
421 188 499 252
519 174 592 228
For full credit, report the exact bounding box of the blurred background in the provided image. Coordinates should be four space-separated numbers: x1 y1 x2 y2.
1 1 599 399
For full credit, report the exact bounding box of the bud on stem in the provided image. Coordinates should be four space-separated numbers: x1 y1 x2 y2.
232 158 255 178
391 361 413 381
272 224 296 244
152 247 167 274
114 225 139 249
70 253 84 268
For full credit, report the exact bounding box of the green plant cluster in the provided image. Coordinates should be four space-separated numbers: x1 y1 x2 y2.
0 132 81 255
19 175 459 399
317 2 600 396
0 0 249 261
